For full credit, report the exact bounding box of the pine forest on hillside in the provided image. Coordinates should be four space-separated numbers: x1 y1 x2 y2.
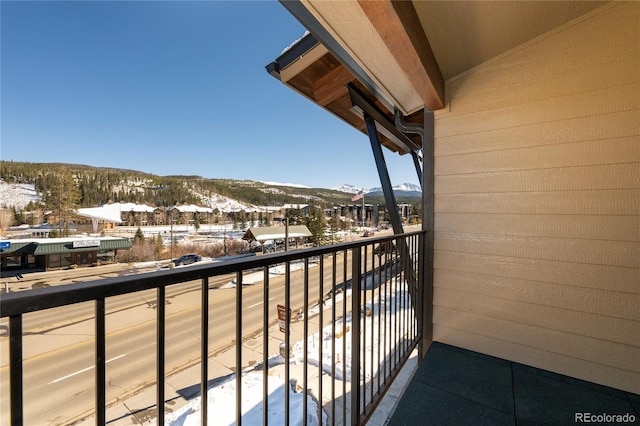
0 161 421 215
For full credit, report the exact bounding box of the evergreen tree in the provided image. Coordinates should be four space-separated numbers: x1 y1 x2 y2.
232 212 239 231
45 170 80 236
286 206 303 225
239 211 247 230
304 201 327 246
134 227 145 244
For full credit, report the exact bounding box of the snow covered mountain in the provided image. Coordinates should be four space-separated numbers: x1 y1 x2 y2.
367 183 421 198
335 182 421 197
333 184 367 194
368 182 421 195
260 181 310 189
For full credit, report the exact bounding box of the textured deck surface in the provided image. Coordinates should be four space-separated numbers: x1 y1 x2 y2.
388 342 640 425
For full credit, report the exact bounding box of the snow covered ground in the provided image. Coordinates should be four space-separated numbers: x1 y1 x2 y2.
163 369 324 426
161 265 413 426
0 180 41 209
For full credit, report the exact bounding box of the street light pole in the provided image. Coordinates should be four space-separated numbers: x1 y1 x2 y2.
285 216 289 252
170 209 174 261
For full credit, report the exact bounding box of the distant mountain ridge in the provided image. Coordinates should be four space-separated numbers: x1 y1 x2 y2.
333 184 365 194
334 182 421 198
0 161 421 213
367 182 421 197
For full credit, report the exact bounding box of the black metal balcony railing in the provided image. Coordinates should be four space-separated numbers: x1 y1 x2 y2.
1 231 425 426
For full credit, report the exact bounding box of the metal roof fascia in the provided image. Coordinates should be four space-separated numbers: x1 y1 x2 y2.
32 239 131 255
277 32 321 68
0 242 36 255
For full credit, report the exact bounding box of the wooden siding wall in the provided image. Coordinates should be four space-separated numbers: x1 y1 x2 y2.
432 2 639 393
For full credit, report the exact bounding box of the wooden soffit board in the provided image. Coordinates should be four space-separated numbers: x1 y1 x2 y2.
300 0 434 115
276 43 422 155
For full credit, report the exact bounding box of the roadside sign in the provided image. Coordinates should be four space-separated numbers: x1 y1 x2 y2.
0 241 10 250
277 304 291 333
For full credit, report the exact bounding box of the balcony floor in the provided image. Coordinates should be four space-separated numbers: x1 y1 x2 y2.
388 342 640 426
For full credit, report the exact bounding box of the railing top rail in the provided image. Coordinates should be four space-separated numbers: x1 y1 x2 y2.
0 230 425 317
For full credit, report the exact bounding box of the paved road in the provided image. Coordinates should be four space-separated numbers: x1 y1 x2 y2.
0 254 366 425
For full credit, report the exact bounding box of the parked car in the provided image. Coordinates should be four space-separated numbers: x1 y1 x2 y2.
362 230 375 237
172 254 201 266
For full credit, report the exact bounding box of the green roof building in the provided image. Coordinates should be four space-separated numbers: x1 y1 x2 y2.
0 237 131 272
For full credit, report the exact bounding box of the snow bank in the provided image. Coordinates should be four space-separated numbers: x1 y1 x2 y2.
163 369 325 426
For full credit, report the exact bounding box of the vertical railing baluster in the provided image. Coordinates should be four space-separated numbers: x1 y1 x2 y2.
96 298 106 426
201 278 208 426
384 241 389 386
412 235 416 344
263 266 270 426
303 257 309 426
395 239 400 367
417 234 422 346
9 315 23 426
370 243 375 406
413 235 418 343
318 255 324 426
409 236 413 346
361 244 367 413
331 252 336 426
403 238 407 355
284 261 290 426
350 247 362 425
377 243 382 395
157 286 166 426
236 271 243 426
407 237 418 352
342 249 347 424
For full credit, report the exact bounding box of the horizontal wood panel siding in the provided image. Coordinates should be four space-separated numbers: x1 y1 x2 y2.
432 2 640 394
434 306 640 372
435 213 639 242
434 272 640 323
435 232 639 268
435 82 638 138
436 110 640 157
434 251 639 294
435 137 640 176
433 325 640 394
435 190 640 215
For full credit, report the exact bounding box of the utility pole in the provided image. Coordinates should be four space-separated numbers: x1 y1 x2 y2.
170 209 174 261
285 216 289 251
362 193 365 229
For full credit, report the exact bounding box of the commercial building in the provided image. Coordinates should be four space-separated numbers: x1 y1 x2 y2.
0 236 131 271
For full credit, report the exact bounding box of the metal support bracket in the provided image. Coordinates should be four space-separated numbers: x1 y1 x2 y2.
363 113 404 235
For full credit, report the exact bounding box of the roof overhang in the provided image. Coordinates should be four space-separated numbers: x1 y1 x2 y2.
77 207 123 223
242 225 312 243
279 0 444 115
267 31 423 155
268 0 608 153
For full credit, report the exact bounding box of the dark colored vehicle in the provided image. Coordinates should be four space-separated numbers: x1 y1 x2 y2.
172 254 201 266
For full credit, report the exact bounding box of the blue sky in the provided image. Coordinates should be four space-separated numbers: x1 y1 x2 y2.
1 1 420 190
